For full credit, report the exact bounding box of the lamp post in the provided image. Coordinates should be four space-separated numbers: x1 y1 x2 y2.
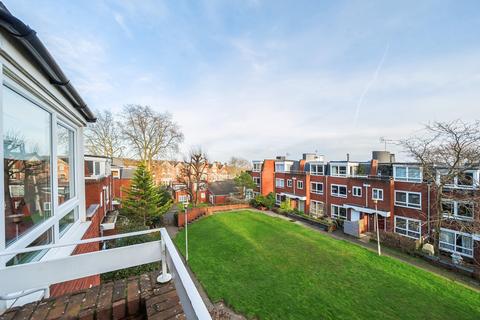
374 199 381 256
184 202 189 262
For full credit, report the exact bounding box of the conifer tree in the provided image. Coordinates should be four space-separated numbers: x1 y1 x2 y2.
123 162 172 227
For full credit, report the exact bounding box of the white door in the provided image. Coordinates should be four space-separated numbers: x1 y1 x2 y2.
351 210 360 221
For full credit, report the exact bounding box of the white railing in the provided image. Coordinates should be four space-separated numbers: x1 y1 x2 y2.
0 228 211 320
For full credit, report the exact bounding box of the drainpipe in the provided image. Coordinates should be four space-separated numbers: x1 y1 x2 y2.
427 183 431 241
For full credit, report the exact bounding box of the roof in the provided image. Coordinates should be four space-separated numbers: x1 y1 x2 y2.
0 2 96 122
208 179 238 195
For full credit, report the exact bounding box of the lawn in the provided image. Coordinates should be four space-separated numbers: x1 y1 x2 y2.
174 210 480 320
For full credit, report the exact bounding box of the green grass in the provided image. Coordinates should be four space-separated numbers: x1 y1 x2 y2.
174 210 480 320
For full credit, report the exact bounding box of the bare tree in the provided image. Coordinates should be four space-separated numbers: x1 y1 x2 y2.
85 110 125 158
120 105 184 170
227 156 251 176
401 120 480 263
177 147 208 206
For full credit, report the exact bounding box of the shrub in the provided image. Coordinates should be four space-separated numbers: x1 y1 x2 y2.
378 231 419 254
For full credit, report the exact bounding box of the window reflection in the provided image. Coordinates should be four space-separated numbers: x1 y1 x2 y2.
59 209 77 236
57 124 74 204
6 228 54 266
3 86 52 245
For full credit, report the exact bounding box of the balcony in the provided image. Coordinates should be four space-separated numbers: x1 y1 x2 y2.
0 229 211 319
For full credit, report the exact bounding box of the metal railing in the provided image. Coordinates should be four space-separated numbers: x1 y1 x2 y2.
0 228 211 320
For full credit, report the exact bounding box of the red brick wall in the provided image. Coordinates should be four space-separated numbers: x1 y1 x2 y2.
112 178 131 203
260 160 275 196
178 204 250 227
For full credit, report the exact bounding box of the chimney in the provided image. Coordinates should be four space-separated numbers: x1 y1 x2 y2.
370 159 378 176
346 153 350 162
390 153 396 163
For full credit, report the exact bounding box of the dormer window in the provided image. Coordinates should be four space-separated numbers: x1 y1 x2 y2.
438 169 479 189
310 164 324 176
393 166 422 182
331 165 347 177
252 162 262 172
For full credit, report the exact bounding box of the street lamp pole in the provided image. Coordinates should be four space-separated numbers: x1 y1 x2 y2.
374 200 381 256
184 202 189 262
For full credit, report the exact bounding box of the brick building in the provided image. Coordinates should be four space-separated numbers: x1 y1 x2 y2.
251 151 480 268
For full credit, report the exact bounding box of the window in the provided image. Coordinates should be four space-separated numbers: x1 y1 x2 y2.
59 209 77 236
331 184 347 198
310 201 324 218
440 170 479 189
86 160 101 176
275 163 285 172
253 176 261 187
104 186 109 207
252 162 262 172
3 86 52 246
393 166 422 182
287 179 292 187
330 165 347 177
394 216 421 239
57 124 75 205
275 193 282 205
310 164 324 176
209 194 214 204
275 178 285 188
331 204 347 220
6 228 54 266
297 180 303 189
179 195 188 203
439 229 473 257
352 186 362 197
112 169 120 179
395 191 421 209
201 192 206 199
442 200 474 220
100 191 103 207
311 182 323 194
372 188 383 201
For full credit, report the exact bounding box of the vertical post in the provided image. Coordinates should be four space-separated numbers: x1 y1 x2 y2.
157 237 172 283
375 201 381 256
185 204 189 262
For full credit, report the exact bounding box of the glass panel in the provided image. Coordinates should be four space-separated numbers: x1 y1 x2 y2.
408 220 420 232
457 203 474 219
408 167 421 181
408 193 421 206
442 201 454 216
339 166 347 175
3 86 52 246
6 228 54 266
59 209 77 235
57 124 74 205
395 167 407 179
440 230 455 244
396 218 406 230
396 192 407 204
458 172 474 186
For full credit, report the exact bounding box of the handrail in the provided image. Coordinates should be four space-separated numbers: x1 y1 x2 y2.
160 229 212 320
0 228 162 257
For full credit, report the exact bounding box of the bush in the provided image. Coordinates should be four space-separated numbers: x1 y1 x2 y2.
378 231 419 254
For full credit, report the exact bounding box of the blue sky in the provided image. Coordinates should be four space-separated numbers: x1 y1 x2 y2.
5 0 480 162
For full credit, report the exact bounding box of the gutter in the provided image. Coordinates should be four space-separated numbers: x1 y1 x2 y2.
0 3 96 122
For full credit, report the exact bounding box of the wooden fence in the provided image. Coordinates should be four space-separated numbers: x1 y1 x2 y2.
177 204 250 227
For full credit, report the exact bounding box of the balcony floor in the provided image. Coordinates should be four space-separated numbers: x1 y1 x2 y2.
1 271 185 320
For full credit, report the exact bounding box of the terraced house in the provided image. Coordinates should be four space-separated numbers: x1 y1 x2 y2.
251 151 480 270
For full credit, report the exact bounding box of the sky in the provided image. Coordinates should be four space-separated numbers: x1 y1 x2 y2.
5 0 480 162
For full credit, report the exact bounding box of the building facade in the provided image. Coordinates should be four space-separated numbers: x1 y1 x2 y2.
251 152 480 268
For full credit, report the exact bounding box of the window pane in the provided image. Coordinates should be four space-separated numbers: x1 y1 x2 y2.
408 220 420 232
458 172 474 186
408 167 421 180
57 124 75 204
59 209 77 235
440 231 455 244
458 203 473 218
3 86 52 246
6 228 53 266
408 193 421 206
395 167 407 178
396 218 406 229
396 192 407 203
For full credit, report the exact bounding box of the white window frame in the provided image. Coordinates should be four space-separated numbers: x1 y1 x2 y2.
352 186 362 197
331 184 347 198
394 216 421 240
297 180 303 189
1 78 83 263
372 188 384 201
439 228 474 257
439 170 479 190
310 200 324 216
310 164 324 176
393 165 422 183
311 182 323 195
330 164 348 177
441 199 474 221
287 179 292 187
331 204 347 220
253 176 261 187
275 178 285 188
275 193 282 205
252 162 262 172
394 190 421 209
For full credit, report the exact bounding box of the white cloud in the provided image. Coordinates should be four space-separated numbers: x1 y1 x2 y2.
113 12 133 39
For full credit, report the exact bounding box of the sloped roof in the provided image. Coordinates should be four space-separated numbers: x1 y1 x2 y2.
208 179 238 195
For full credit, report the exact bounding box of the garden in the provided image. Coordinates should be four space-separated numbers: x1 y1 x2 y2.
174 210 480 320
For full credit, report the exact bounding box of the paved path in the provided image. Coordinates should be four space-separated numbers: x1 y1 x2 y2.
256 209 480 291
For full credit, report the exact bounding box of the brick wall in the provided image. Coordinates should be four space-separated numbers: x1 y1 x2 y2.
177 204 251 227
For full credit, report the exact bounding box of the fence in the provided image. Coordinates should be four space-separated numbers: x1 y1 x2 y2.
177 204 250 227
